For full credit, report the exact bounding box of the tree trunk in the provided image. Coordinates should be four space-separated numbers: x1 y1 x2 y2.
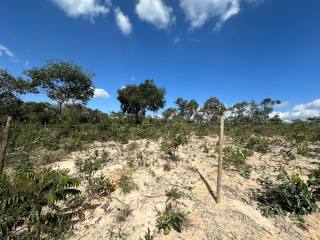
59 102 63 121
0 116 12 174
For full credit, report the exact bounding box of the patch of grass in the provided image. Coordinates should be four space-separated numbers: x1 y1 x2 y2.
119 171 137 194
156 203 188 235
165 187 187 201
87 175 115 197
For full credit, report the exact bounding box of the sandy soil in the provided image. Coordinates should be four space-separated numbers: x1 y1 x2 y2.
51 136 320 240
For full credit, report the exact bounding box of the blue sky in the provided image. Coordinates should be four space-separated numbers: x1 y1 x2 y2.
0 0 320 120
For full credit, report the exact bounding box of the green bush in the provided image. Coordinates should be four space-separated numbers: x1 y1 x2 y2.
87 175 115 197
161 120 189 159
245 137 270 153
75 155 107 182
256 172 319 217
223 146 253 170
165 187 187 202
119 171 137 194
0 169 81 239
156 203 188 235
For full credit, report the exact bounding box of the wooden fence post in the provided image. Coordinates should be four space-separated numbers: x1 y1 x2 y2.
0 116 12 174
216 114 225 203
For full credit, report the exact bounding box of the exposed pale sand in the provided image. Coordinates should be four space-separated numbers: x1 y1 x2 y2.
51 136 320 240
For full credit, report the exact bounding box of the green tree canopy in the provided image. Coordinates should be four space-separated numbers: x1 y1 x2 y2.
117 80 165 122
25 61 94 120
175 98 199 122
0 69 34 120
202 97 226 123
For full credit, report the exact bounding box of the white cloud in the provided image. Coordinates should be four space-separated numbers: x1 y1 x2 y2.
135 0 174 29
114 7 132 35
272 99 320 121
94 88 110 98
0 44 14 58
50 0 109 19
179 0 241 30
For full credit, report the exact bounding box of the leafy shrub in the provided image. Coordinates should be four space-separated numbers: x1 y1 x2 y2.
245 137 270 153
156 203 188 235
296 142 311 157
0 169 81 239
87 175 115 197
42 151 63 164
242 164 253 179
161 120 188 159
256 171 319 217
307 169 320 200
62 137 84 152
119 171 137 194
223 146 253 170
165 187 187 202
75 155 107 182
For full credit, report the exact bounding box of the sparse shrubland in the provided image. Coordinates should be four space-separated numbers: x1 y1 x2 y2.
1 64 320 239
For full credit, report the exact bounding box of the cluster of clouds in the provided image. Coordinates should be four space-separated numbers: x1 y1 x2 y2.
50 0 262 35
273 99 320 121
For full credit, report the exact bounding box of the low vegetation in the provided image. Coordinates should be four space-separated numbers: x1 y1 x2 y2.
156 203 188 235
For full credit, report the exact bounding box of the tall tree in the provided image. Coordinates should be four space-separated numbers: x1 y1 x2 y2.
117 80 165 123
230 101 250 124
202 97 226 123
175 98 199 122
26 61 94 120
0 69 33 120
260 98 281 124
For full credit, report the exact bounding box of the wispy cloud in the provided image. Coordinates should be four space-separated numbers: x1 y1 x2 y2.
179 0 259 30
94 88 110 98
114 7 132 35
135 0 175 29
50 0 109 20
0 44 15 58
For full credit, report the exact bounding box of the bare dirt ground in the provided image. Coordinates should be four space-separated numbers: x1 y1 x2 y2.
51 136 320 240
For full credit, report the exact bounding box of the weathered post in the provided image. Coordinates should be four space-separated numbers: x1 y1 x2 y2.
0 116 12 174
216 114 225 203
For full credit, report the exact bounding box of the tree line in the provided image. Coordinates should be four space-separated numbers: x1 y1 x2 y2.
1 60 313 125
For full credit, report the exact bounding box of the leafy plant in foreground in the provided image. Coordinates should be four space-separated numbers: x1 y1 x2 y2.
256 171 319 218
156 203 188 235
0 169 81 239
